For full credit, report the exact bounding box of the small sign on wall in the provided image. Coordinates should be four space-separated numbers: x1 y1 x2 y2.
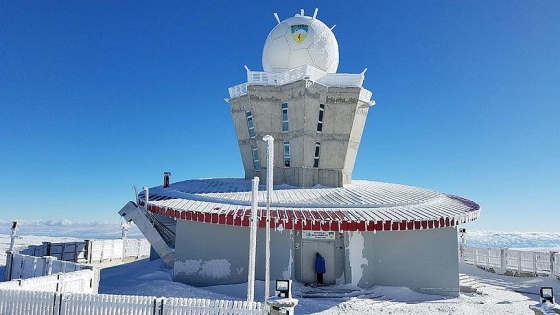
302 230 335 240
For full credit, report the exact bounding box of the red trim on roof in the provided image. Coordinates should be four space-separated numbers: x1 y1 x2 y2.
146 203 480 232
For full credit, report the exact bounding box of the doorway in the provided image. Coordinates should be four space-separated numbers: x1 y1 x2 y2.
300 239 335 285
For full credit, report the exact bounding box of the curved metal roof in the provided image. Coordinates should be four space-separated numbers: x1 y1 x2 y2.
139 178 480 232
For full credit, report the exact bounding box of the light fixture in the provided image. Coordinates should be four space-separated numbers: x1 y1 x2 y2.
276 279 292 299
540 287 554 304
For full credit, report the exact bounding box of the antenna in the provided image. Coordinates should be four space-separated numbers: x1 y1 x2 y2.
313 8 318 19
330 25 337 31
273 12 280 24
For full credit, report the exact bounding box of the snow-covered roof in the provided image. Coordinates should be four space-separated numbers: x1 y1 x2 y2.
139 178 480 232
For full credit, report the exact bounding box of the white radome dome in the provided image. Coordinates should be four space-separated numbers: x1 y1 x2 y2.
262 14 339 73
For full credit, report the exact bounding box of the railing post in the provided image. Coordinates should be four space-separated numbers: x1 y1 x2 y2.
500 248 507 274
532 252 537 275
551 252 557 277
517 251 522 274
473 247 478 266
485 249 490 269
45 256 55 276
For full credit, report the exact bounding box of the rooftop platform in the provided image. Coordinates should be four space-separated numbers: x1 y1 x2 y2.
139 178 480 232
228 65 374 105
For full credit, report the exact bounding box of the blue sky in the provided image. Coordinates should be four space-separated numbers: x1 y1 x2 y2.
1 1 559 232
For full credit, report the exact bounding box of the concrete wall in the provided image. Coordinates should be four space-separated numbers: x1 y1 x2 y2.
229 79 371 187
173 219 293 287
345 227 460 296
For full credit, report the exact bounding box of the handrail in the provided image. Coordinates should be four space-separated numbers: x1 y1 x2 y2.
228 65 373 104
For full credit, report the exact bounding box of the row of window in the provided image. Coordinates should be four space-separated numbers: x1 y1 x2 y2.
246 103 325 138
247 103 323 171
251 141 321 171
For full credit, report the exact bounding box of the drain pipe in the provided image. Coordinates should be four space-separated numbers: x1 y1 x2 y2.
263 135 274 301
142 186 149 209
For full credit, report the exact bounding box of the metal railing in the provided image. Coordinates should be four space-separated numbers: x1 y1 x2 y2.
19 238 150 265
461 245 559 278
228 65 373 105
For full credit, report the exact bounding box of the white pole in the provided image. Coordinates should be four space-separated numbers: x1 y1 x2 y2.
247 177 259 302
9 221 18 252
263 135 274 301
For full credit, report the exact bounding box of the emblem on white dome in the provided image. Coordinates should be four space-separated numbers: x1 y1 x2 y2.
262 9 339 73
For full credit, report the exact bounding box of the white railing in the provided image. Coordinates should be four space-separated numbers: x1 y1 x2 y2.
19 238 150 265
7 253 89 280
461 245 559 278
229 65 372 104
0 269 96 294
0 290 266 315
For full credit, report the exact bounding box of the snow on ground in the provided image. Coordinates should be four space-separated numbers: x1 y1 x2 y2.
1 221 559 314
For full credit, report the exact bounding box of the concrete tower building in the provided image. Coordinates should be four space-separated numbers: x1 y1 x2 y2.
120 9 481 298
228 10 374 187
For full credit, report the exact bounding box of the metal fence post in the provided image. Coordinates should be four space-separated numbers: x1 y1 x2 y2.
45 256 55 276
551 252 557 276
500 248 507 274
4 250 14 281
532 252 537 275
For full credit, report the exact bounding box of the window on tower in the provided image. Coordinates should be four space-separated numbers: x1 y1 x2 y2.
252 146 261 171
246 111 255 139
317 104 325 132
282 102 289 132
313 142 321 168
283 141 291 167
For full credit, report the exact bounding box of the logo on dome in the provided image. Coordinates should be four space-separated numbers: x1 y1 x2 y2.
291 24 308 44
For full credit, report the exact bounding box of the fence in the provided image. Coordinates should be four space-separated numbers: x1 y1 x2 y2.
228 64 369 102
0 289 266 315
6 253 90 281
20 238 150 265
461 245 560 278
0 269 97 294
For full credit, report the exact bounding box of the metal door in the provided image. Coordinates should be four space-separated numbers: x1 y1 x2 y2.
301 240 335 285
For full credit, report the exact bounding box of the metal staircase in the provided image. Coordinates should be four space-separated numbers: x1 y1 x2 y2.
119 201 175 268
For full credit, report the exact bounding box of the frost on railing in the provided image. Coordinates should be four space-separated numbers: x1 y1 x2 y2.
461 245 559 277
18 239 150 265
0 290 55 315
554 252 560 279
8 254 89 280
228 64 372 105
0 269 96 294
0 290 266 315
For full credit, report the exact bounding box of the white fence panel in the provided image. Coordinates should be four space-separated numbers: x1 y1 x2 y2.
11 254 45 279
18 275 59 292
124 238 150 258
60 293 158 315
0 289 56 315
51 259 86 274
1 269 96 294
57 270 96 294
163 297 265 315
